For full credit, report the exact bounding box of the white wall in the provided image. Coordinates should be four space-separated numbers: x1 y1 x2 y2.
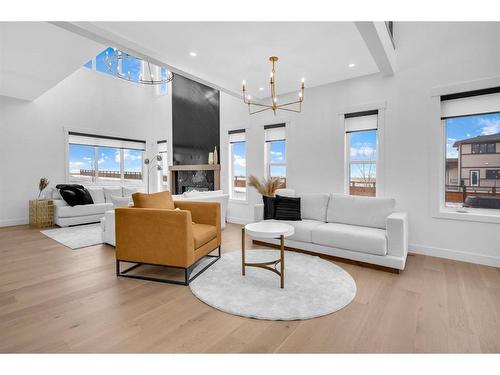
220 22 500 266
0 68 162 226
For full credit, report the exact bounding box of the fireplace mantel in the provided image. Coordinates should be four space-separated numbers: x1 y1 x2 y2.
169 164 220 193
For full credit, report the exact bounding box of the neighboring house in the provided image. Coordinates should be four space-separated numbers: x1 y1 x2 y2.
446 158 458 185
452 132 500 187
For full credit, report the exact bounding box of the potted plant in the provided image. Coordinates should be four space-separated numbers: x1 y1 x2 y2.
37 177 50 200
248 175 281 197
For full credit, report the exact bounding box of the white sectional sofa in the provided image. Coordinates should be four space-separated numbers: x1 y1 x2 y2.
51 186 140 227
100 190 229 246
172 190 229 229
254 189 408 271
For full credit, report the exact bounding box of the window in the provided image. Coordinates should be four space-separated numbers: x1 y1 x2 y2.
441 87 500 210
96 47 118 77
159 67 169 95
68 144 95 183
470 170 480 187
86 47 169 90
228 130 246 200
123 149 144 183
83 60 92 69
68 132 145 186
264 124 286 188
157 140 169 191
121 54 142 82
471 143 496 154
345 110 378 196
97 146 121 182
486 170 500 179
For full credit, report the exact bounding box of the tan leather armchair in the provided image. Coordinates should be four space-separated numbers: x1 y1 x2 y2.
115 201 221 285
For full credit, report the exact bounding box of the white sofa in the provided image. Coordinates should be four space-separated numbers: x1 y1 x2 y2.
254 189 408 271
100 190 229 246
51 186 140 227
172 190 229 229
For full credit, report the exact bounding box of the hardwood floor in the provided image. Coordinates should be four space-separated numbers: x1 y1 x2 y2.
0 223 499 353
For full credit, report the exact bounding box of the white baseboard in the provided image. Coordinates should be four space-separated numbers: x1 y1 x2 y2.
226 217 253 225
409 243 500 268
0 217 28 227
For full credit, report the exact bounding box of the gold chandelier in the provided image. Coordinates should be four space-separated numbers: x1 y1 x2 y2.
242 56 305 115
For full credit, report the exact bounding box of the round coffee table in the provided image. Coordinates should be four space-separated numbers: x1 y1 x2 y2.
242 222 295 288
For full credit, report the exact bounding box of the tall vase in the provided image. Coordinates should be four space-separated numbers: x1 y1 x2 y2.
214 146 218 165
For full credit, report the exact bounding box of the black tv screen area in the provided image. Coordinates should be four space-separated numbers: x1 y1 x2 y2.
172 75 220 165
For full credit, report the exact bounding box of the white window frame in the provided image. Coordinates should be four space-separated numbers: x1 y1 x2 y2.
341 103 386 197
228 130 247 201
470 170 480 187
430 76 500 224
65 129 146 187
157 140 169 191
264 126 287 186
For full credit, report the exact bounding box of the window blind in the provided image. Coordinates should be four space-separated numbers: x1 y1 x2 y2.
344 111 378 133
157 140 167 153
264 124 286 142
68 132 146 150
441 91 500 119
228 129 246 143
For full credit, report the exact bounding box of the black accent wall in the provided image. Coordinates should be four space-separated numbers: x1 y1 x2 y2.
172 75 220 165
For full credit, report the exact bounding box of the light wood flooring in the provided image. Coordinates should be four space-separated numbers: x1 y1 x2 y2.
0 223 499 353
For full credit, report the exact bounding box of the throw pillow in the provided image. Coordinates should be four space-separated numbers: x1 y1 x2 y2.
132 191 175 209
103 187 123 203
86 187 105 204
274 195 301 221
58 186 94 207
122 187 140 197
110 195 131 208
59 189 79 207
262 195 276 220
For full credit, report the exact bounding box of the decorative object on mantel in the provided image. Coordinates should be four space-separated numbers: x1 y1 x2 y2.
144 154 163 193
213 146 218 165
105 48 174 86
241 56 305 115
248 175 281 197
208 152 214 165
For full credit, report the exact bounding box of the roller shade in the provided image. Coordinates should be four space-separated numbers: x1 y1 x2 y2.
344 112 378 133
264 124 286 142
157 140 167 153
441 92 500 119
228 129 245 143
68 132 146 150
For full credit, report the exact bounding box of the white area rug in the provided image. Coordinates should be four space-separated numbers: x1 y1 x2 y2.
190 249 356 321
41 223 103 249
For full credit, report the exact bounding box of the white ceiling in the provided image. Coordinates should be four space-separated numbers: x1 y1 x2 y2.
0 22 104 101
92 22 380 99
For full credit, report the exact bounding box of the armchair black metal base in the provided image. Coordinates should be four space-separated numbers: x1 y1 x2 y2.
116 246 221 286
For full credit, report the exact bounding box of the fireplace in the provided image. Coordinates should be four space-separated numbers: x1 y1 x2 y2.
169 164 220 195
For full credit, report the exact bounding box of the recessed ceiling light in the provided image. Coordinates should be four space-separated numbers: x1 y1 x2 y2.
348 63 356 68
259 87 264 91
189 52 197 57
